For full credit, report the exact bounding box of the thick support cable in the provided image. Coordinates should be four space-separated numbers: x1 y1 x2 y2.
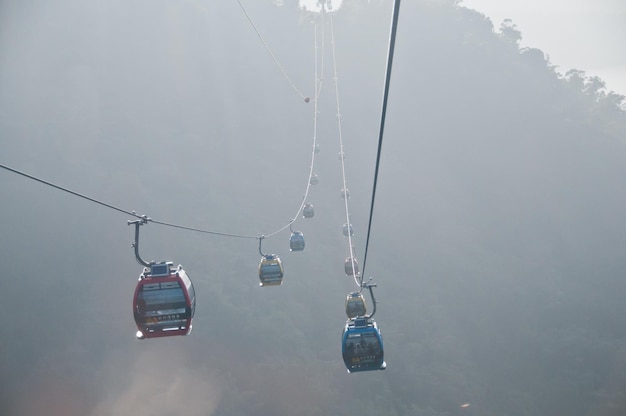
361 0 401 279
0 162 140 218
0 162 257 240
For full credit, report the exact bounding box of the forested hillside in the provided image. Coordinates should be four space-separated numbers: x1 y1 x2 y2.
1 1 626 415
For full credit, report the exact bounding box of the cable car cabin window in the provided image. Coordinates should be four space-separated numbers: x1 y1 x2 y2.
261 263 282 277
135 281 191 333
138 282 187 313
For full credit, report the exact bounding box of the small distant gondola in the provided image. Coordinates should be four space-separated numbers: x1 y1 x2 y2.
341 317 386 373
341 188 350 199
303 204 315 219
133 262 196 340
310 174 319 186
289 231 305 252
344 257 359 277
314 144 320 154
343 223 354 237
259 254 284 287
345 291 367 319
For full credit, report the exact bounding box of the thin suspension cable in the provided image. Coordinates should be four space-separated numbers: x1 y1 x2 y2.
149 218 258 239
0 162 258 240
235 0 309 101
329 13 360 289
361 0 401 278
263 10 325 239
315 7 326 100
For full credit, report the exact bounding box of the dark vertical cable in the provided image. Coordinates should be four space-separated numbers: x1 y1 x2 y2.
361 0 401 279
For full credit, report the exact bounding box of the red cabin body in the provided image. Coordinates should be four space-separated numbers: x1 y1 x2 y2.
132 262 196 339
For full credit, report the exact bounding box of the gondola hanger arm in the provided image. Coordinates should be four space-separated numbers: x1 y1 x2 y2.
128 215 151 267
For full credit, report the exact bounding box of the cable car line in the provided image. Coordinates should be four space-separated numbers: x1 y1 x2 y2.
361 0 401 279
314 6 326 101
0 162 141 219
148 217 258 239
324 1 394 373
0 162 266 240
276 9 326 239
329 12 361 289
235 0 310 103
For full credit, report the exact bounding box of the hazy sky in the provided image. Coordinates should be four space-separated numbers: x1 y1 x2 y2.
299 0 344 12
463 0 626 95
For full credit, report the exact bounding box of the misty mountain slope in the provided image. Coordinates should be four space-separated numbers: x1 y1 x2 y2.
2 1 626 415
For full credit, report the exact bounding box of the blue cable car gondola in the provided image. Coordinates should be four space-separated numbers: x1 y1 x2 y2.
343 223 354 237
133 262 196 340
259 254 284 286
303 204 315 219
341 317 386 373
345 292 367 319
344 257 359 276
289 230 305 252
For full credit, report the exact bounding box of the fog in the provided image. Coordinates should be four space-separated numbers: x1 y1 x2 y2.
1 1 626 415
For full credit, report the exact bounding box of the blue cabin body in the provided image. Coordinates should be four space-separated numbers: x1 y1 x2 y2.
289 231 305 252
344 257 359 277
303 204 315 219
342 317 386 373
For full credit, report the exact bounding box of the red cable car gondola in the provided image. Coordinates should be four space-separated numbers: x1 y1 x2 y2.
133 262 196 339
128 218 195 340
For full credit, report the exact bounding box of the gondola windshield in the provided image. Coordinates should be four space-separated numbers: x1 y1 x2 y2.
138 281 186 312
